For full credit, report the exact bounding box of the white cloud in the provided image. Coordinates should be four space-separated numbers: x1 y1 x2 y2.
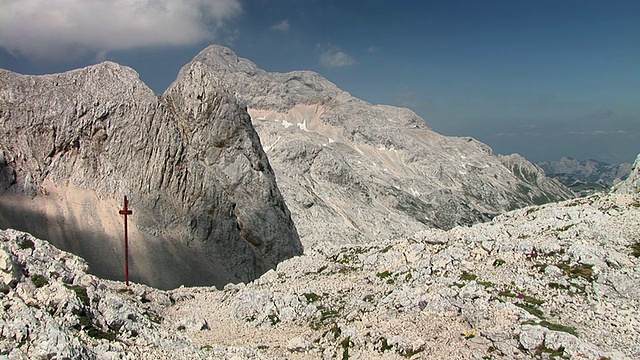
568 130 628 136
319 46 356 68
270 19 290 32
0 0 242 60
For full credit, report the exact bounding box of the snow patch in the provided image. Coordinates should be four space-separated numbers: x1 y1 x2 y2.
297 119 309 132
264 136 282 152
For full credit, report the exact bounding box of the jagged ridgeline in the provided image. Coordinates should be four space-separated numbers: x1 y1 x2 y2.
0 46 573 289
0 62 302 290
181 45 574 248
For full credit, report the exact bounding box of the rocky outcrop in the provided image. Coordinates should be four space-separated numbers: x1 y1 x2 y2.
0 63 302 289
166 191 640 359
0 228 266 359
612 154 640 195
180 45 574 248
4 187 637 358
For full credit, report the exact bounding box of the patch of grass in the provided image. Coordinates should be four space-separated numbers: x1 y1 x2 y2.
30 274 48 288
524 320 578 336
381 245 393 253
376 271 392 279
302 292 322 303
267 314 280 326
515 303 544 319
324 324 342 339
400 347 424 358
87 327 117 342
319 307 340 322
66 284 90 306
631 242 640 258
556 263 594 281
521 295 544 306
548 283 570 290
377 337 393 352
557 224 574 232
143 311 163 324
493 259 506 267
459 272 477 281
477 281 496 288
18 239 35 250
311 305 342 330
117 288 134 295
341 336 351 360
498 290 516 298
535 345 564 359
201 345 213 350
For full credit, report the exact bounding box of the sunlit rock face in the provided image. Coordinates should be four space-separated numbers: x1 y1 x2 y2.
182 45 574 248
612 154 640 195
0 62 302 289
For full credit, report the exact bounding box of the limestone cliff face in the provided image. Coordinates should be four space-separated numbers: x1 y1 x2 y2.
180 45 574 248
612 154 640 194
0 62 302 289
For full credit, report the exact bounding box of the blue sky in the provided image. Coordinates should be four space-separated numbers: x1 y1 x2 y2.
1 0 638 163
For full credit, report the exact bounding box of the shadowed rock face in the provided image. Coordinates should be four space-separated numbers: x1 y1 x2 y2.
0 62 302 289
180 45 575 248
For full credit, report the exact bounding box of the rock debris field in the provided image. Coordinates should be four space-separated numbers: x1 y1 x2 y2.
1 189 639 359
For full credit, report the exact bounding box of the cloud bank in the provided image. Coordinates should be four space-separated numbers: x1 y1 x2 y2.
270 20 290 32
0 0 242 60
319 46 356 67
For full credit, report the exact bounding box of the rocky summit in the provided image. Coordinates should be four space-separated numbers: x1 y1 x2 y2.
0 62 302 289
1 169 638 359
181 45 574 248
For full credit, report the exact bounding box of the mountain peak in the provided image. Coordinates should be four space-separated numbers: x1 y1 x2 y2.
169 46 576 248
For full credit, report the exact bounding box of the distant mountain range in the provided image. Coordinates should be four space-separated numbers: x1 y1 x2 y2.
537 157 632 196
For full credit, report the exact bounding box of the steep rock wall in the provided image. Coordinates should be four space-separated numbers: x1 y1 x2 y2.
0 63 302 289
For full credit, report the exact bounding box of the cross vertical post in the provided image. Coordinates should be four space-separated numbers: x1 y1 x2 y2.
119 195 133 286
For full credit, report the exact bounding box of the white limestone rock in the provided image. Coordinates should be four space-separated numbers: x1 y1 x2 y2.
179 45 574 249
0 62 302 290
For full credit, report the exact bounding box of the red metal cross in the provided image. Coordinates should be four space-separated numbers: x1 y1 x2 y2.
119 195 132 286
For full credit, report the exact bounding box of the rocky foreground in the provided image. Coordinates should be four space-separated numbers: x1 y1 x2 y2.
2 182 639 359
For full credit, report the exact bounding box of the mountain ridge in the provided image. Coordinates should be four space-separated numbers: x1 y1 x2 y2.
179 45 574 248
0 59 302 289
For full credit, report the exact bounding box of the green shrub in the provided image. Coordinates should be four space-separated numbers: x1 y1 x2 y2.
31 274 48 288
66 284 90 306
459 272 477 281
524 320 578 336
19 239 35 250
556 263 594 281
631 242 640 258
302 292 322 303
